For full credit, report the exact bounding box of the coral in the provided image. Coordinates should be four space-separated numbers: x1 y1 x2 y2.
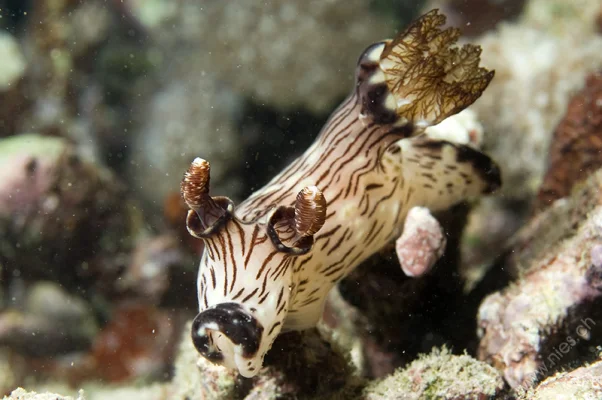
87 304 185 383
2 388 85 400
472 4 602 199
363 347 505 399
477 169 602 389
535 71 602 211
0 134 132 295
519 358 602 399
126 0 398 114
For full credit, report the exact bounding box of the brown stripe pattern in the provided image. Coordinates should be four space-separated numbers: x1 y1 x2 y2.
187 9 500 377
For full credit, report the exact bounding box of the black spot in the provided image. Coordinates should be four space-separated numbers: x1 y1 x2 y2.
358 83 398 124
456 146 502 193
416 139 502 194
25 158 37 176
191 303 264 360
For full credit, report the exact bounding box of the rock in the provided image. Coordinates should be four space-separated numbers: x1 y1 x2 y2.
364 347 505 400
170 322 246 400
478 169 602 389
473 5 602 200
2 388 85 400
0 134 132 296
520 358 602 399
536 71 602 211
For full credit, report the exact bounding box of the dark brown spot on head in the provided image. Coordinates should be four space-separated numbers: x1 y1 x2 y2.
191 302 264 361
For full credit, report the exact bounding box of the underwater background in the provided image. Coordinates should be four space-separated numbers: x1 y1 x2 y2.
1 0 601 399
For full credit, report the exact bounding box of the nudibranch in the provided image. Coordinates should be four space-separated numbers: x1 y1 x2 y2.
181 9 500 377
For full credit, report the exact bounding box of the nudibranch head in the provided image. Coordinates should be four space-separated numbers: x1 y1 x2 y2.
181 159 327 377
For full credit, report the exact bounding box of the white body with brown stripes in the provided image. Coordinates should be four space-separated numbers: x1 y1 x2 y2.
181 10 500 378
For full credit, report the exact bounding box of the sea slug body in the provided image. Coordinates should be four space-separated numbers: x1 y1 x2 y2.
181 9 501 378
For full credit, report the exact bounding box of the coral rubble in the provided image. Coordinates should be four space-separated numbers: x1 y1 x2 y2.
474 21 602 200
536 71 602 212
0 135 130 291
478 169 602 389
0 134 131 294
520 358 602 399
364 347 505 399
3 388 85 400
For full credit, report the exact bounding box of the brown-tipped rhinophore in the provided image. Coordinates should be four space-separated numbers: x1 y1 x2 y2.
181 157 211 210
294 186 327 237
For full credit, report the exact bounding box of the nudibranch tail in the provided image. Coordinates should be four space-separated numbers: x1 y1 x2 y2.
382 135 501 212
378 9 494 127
